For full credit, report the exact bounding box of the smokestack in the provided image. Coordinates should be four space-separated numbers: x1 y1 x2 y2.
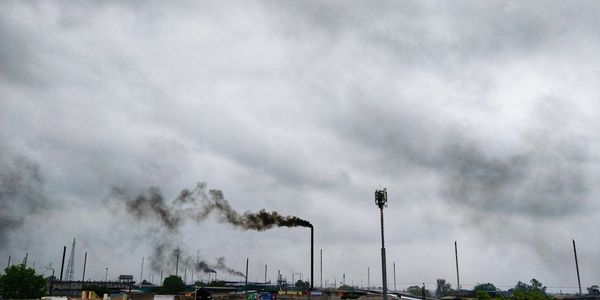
367 267 370 289
245 258 249 292
573 239 582 295
264 264 267 284
82 252 87 281
60 246 66 281
455 241 460 291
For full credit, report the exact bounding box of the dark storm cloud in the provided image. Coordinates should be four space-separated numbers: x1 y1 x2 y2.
327 97 594 218
0 152 48 250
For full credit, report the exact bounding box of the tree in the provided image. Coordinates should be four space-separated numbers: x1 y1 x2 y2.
474 282 498 299
0 264 48 299
509 279 549 300
588 285 600 296
162 275 185 294
407 286 422 296
435 279 453 297
295 280 310 290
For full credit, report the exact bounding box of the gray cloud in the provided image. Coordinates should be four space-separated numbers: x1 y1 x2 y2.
2 0 600 291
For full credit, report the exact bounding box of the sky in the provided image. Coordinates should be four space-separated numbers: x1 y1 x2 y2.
2 0 600 294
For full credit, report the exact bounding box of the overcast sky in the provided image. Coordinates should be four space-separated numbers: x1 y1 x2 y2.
2 0 600 293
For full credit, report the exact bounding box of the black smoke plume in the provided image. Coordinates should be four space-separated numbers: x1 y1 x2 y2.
113 182 312 231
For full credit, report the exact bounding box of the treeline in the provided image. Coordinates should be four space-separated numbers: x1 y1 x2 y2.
406 278 600 299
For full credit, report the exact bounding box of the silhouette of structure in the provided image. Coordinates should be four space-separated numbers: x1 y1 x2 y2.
65 238 76 281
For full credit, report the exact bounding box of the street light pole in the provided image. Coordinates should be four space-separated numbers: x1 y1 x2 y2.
375 188 388 300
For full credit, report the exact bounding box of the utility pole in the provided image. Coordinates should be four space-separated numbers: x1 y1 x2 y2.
60 246 66 282
245 258 249 293
82 252 87 281
393 262 396 291
573 239 582 295
140 257 144 284
455 241 460 291
375 188 388 300
320 249 323 288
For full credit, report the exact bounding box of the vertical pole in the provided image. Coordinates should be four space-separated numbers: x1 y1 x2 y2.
160 270 163 284
245 258 249 293
184 268 187 284
380 208 388 300
265 264 267 283
82 252 87 281
573 239 582 295
176 254 179 277
140 257 144 284
105 267 108 281
50 269 55 295
367 267 370 289
455 241 460 292
23 252 28 267
311 226 314 290
7 255 10 269
320 249 323 288
393 262 396 291
60 246 66 282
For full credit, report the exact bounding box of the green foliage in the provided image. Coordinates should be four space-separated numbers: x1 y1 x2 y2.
338 284 355 291
474 282 499 299
435 278 453 297
407 285 422 296
509 279 550 300
475 283 498 293
162 275 185 294
407 285 431 298
0 264 48 299
294 280 310 290
477 290 492 300
588 285 600 296
207 280 227 287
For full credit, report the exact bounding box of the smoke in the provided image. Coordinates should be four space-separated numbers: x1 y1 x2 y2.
110 182 305 277
213 257 245 278
0 153 48 251
195 260 216 274
112 182 312 231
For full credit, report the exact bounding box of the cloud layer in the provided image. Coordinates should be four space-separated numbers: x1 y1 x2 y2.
2 0 600 293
